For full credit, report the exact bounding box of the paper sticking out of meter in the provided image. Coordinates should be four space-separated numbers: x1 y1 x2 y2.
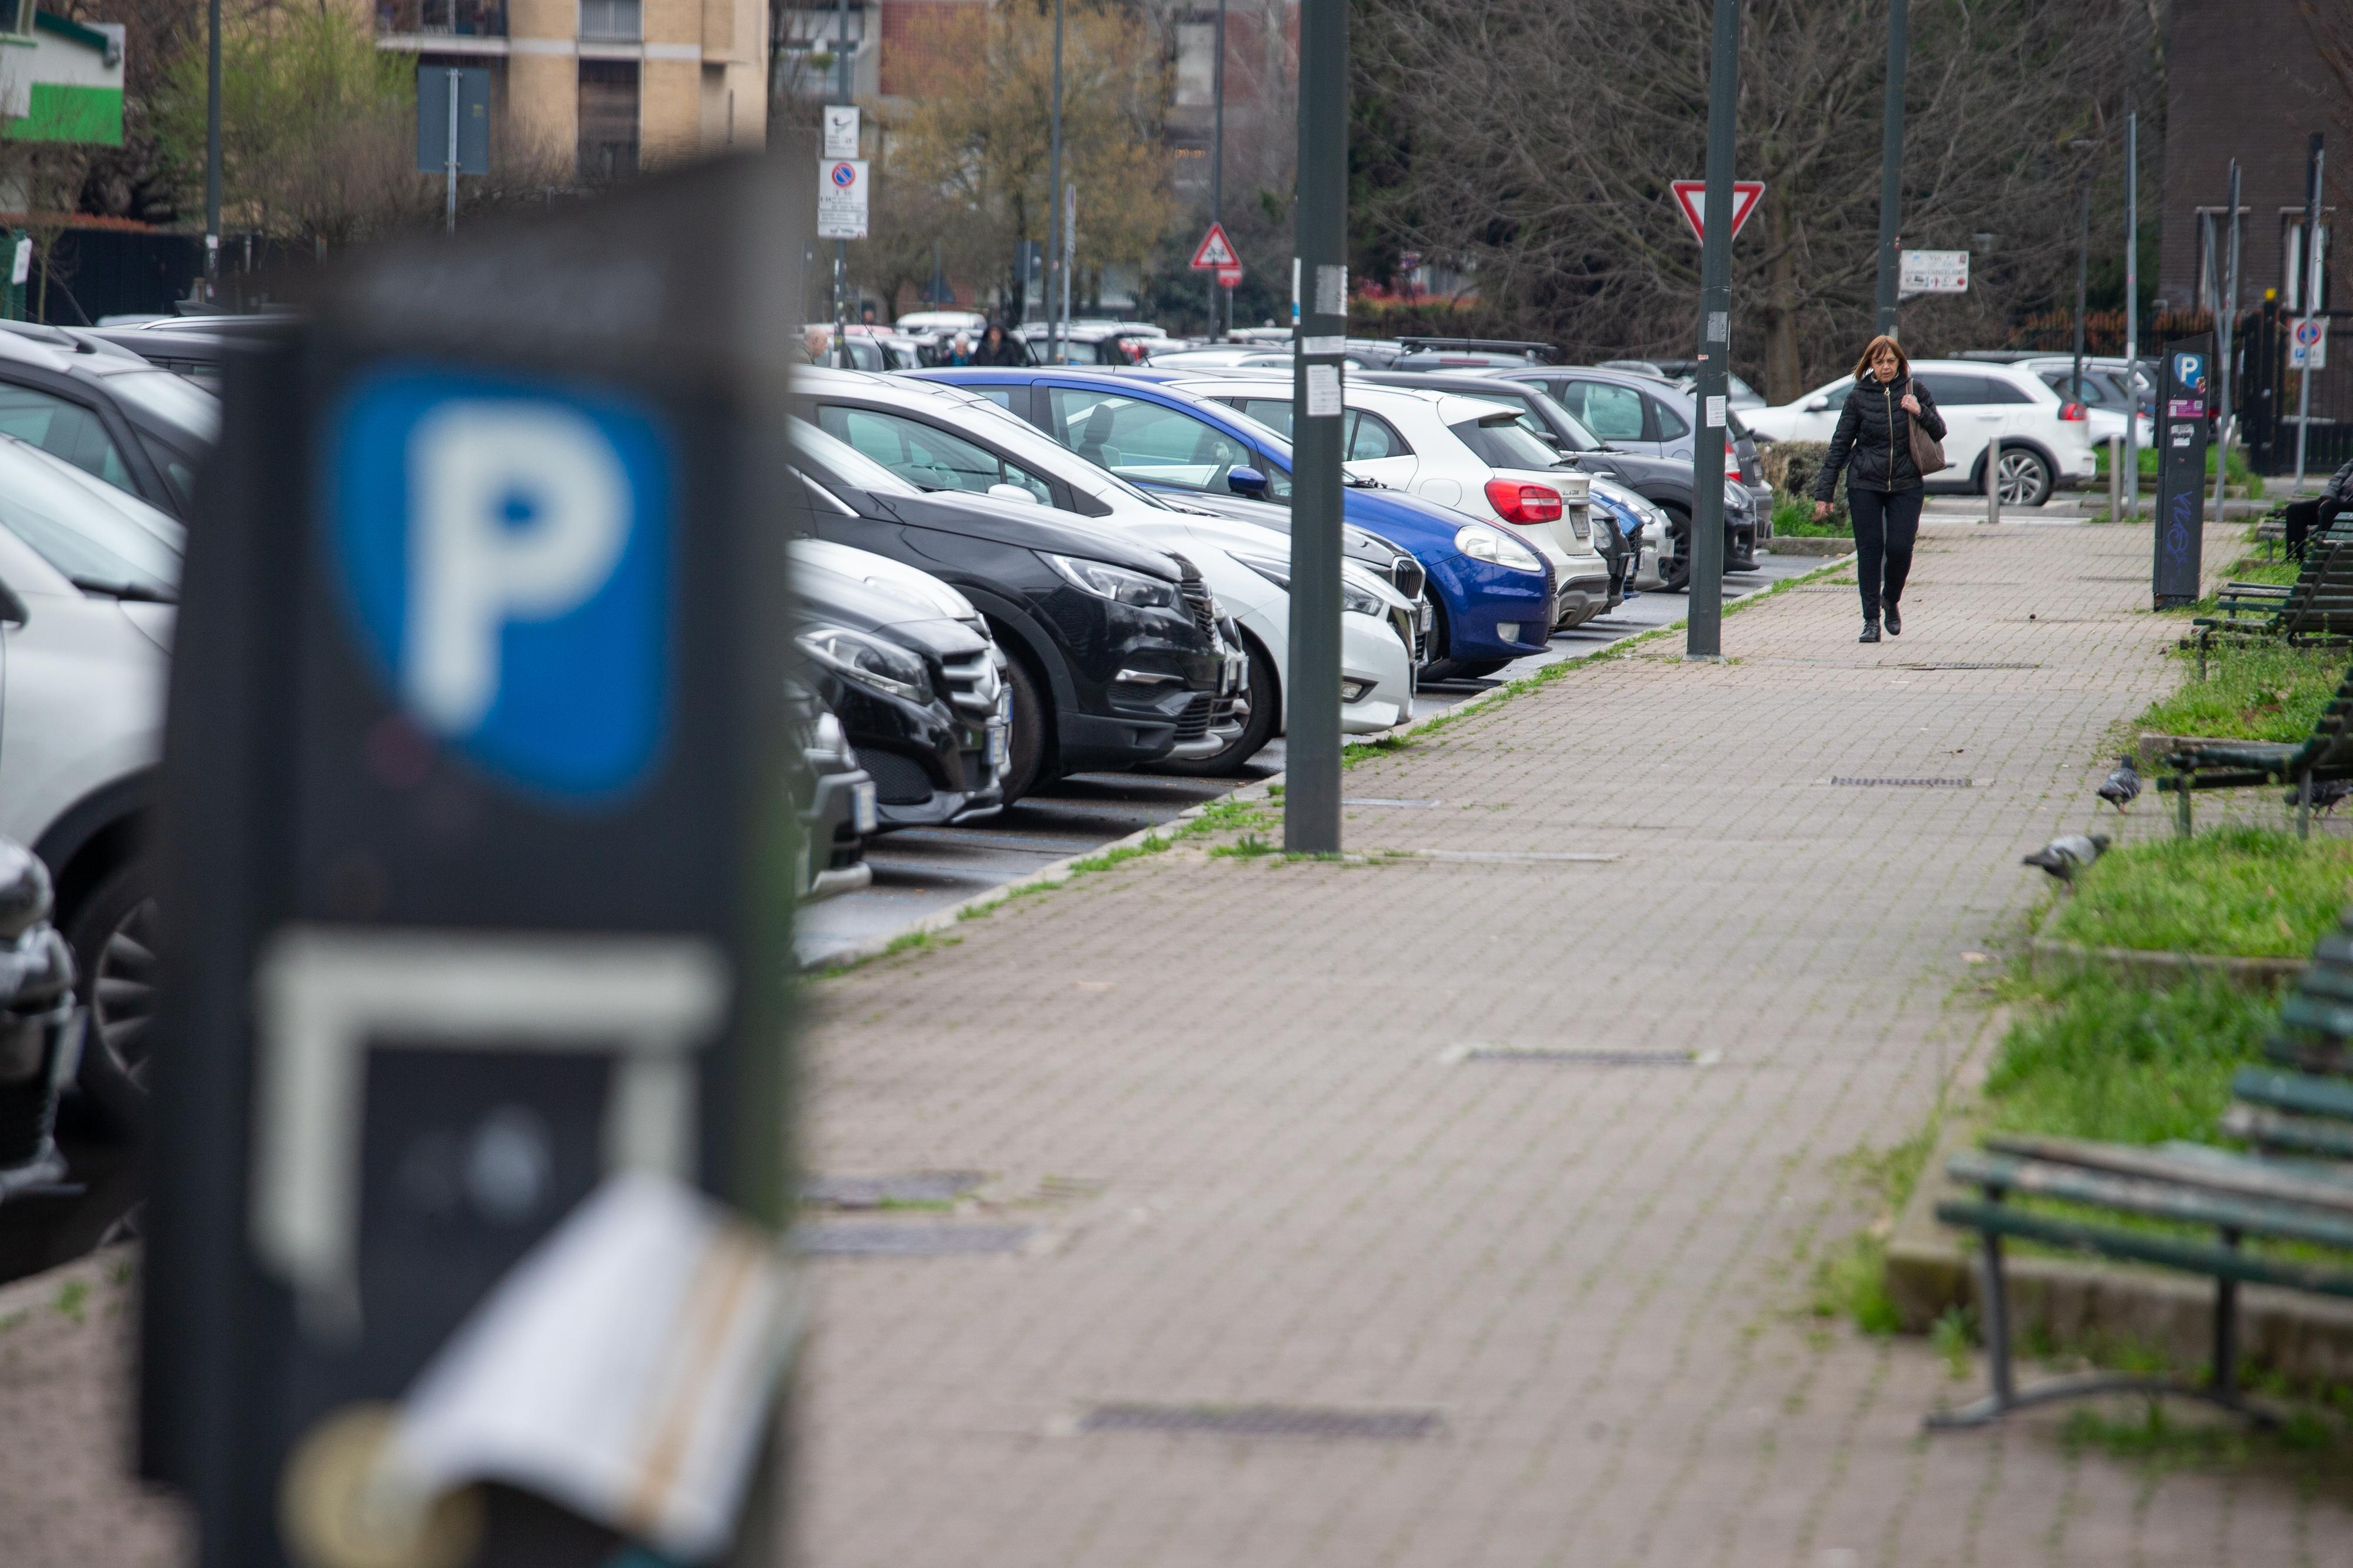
378 1172 801 1562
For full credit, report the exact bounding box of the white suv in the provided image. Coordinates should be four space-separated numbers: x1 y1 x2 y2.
1744 358 2098 506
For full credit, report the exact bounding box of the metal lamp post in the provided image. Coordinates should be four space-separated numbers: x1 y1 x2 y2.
1873 0 1906 337
1686 0 1739 659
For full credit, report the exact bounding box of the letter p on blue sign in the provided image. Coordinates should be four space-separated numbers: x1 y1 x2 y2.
325 366 674 802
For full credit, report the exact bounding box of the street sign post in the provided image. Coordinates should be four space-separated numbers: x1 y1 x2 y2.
1287 0 1345 853
415 65 489 236
1897 249 1969 297
142 157 802 1568
2154 336 2212 608
816 158 868 240
821 104 859 161
2292 316 2328 371
1670 179 1762 245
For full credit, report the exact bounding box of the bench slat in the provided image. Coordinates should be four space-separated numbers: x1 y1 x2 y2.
1949 1149 2353 1249
2278 995 2353 1040
2219 1103 2353 1160
1982 1130 2353 1215
1935 1199 2353 1297
2235 1067 2353 1125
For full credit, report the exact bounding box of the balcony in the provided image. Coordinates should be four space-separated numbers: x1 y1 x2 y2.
376 0 507 38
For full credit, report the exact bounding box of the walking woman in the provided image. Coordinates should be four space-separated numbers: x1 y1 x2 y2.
1810 334 1945 642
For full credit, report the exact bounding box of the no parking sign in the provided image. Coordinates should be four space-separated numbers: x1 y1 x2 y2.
2292 316 2329 370
816 158 868 239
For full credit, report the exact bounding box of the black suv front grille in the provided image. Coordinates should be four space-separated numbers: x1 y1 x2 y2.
1174 693 1214 741
1179 579 1216 636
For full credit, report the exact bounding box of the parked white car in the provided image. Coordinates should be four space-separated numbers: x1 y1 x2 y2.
1169 378 1613 630
792 368 1421 738
2015 356 2154 452
1744 358 2099 506
0 435 179 1124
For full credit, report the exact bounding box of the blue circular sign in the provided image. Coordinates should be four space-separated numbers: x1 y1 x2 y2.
829 162 856 188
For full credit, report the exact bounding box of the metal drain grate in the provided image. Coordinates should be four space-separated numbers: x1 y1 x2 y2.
1898 662 2040 671
1831 776 1974 788
1445 1045 1719 1067
795 1222 1034 1256
1079 1403 1444 1442
1791 585 1858 593
802 1171 986 1209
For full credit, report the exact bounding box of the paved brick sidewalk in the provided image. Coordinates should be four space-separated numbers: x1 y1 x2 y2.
794 521 2353 1567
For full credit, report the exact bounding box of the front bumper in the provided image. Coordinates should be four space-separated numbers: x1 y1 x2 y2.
1425 553 1554 662
1165 631 1250 760
800 765 876 902
1340 609 1418 733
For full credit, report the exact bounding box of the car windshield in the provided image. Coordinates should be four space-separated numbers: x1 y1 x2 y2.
789 415 924 498
99 367 221 442
938 391 1178 510
0 436 182 597
1512 387 1599 451
1451 414 1567 471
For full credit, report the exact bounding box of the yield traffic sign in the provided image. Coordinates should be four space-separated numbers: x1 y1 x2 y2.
1669 180 1764 245
1189 222 1239 271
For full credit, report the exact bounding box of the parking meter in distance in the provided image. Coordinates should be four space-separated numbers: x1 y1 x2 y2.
141 156 802 1568
2152 336 2211 608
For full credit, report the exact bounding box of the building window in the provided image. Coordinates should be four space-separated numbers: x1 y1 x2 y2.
578 59 639 181
1174 21 1214 107
579 0 639 40
2 0 34 35
2282 212 2332 314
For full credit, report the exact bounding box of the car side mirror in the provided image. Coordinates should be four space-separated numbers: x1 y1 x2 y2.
1228 466 1269 499
1804 396 1829 412
986 483 1040 506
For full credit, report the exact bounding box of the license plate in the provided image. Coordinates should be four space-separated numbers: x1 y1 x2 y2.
851 780 879 836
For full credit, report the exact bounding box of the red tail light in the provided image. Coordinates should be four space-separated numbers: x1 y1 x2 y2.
2058 402 2087 421
1725 435 1738 459
1484 479 1562 524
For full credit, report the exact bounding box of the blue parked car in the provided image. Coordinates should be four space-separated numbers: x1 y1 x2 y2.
911 367 1558 678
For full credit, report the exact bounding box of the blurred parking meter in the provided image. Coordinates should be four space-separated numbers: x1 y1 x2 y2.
2153 336 2212 608
140 157 803 1568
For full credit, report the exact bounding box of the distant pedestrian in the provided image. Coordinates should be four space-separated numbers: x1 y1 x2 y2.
946 335 975 366
972 323 1026 367
1811 333 1947 643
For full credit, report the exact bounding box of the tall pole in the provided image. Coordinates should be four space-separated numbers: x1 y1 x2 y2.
2124 110 2139 520
2297 132 2324 492
444 68 461 236
2215 158 2240 516
1285 0 1345 854
205 0 221 298
832 0 849 362
1873 0 1907 336
1687 0 1739 658
1046 0 1065 364
2071 171 2091 404
1211 0 1225 336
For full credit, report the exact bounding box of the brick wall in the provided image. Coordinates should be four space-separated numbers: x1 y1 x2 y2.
877 0 985 101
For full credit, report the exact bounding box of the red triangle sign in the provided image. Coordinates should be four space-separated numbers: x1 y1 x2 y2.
1189 222 1239 271
1669 181 1765 245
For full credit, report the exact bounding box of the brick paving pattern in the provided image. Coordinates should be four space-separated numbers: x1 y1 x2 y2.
6 521 2345 1567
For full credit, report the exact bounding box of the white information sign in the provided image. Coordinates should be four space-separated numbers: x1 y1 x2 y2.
8 236 29 288
1704 394 1726 429
822 106 860 161
1897 249 1969 296
1305 363 1342 418
2292 317 2329 371
816 159 868 240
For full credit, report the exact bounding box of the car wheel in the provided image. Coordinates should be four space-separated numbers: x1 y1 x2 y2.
66 860 158 1132
998 653 1051 805
1661 506 1693 593
1156 641 1277 777
1994 447 2052 508
1441 659 1511 679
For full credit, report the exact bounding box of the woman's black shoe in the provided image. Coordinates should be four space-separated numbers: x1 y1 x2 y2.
1882 597 1902 635
1859 621 1882 643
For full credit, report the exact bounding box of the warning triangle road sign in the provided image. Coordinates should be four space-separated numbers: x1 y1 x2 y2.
1669 181 1765 245
1189 222 1239 271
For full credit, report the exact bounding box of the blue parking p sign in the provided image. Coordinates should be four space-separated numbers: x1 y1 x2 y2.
326 366 674 800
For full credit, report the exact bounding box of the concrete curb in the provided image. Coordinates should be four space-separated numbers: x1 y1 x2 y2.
1765 536 1857 556
2025 936 2306 992
1886 1106 2353 1385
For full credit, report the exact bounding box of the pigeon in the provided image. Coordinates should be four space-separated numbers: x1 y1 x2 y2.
2292 779 2353 816
2096 755 2142 813
2022 833 2110 883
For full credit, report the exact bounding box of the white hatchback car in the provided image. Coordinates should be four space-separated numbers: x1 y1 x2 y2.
794 368 1421 740
1744 358 2099 506
1172 378 1613 630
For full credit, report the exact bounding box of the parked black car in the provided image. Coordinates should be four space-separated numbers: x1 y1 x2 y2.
789 554 1008 829
785 679 876 901
788 418 1239 800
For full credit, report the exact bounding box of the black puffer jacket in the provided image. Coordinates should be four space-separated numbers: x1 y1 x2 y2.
1811 373 1948 499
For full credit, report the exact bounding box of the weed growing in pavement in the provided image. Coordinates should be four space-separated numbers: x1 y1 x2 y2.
1065 834 1170 876
54 1279 87 1325
0 1310 24 1337
1931 1305 1976 1380
2059 1400 2342 1474
2042 826 2353 958
1209 833 1278 859
1809 1234 1901 1336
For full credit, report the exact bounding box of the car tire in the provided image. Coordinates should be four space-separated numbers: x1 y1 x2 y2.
1156 640 1277 777
65 859 158 1134
1441 659 1511 679
1989 446 2054 508
998 652 1051 805
1661 506 1693 593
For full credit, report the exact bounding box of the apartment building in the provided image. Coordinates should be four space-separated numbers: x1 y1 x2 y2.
375 0 768 181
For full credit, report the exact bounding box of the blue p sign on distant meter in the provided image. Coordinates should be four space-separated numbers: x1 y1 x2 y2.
325 366 674 800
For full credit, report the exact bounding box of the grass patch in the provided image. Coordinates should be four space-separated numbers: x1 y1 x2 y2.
1811 1233 1902 1336
2043 826 2353 958
2101 441 2263 497
1772 494 1851 538
54 1279 87 1325
2135 636 2346 740
1981 969 2274 1146
2061 1399 2337 1473
1209 832 1279 859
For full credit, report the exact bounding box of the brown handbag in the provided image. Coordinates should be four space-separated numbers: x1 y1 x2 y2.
1906 378 1949 476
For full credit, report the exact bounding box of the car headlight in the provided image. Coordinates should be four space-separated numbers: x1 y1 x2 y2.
1453 523 1544 573
1235 555 1385 618
1042 552 1181 609
795 625 934 705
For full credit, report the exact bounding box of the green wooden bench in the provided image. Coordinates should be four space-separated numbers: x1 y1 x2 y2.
2155 663 2353 838
1929 918 2353 1430
2184 529 2353 679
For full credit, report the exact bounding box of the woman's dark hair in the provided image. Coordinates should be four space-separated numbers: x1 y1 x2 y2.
984 325 1005 342
1852 334 1909 379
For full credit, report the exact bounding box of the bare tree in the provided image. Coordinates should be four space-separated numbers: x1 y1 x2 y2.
1355 0 2147 399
